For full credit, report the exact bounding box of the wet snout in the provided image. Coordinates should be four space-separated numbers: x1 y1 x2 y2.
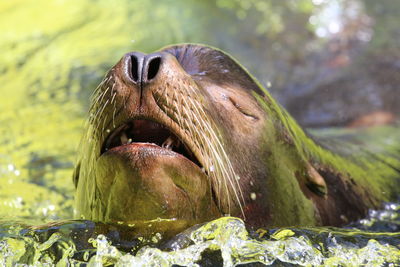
122 52 163 89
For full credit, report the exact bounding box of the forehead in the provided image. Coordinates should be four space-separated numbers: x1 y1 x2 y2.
160 44 265 96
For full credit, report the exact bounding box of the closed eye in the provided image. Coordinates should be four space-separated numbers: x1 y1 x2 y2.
229 97 259 120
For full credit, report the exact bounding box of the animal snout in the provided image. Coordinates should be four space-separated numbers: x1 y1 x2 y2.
123 52 162 88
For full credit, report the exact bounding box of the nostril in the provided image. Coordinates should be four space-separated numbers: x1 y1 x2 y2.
130 55 139 82
147 57 161 80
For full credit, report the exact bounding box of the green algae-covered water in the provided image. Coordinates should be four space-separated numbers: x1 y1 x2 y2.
0 213 399 266
1 0 399 266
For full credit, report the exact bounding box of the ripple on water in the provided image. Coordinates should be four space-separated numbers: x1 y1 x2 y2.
84 217 399 266
0 203 399 266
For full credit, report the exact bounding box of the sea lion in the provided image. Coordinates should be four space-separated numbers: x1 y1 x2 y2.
73 44 400 228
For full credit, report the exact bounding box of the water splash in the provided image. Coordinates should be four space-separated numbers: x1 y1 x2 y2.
352 202 400 232
83 217 399 266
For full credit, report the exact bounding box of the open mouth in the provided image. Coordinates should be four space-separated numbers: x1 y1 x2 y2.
101 119 201 167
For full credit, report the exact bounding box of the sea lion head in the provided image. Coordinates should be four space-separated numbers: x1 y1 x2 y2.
73 44 321 227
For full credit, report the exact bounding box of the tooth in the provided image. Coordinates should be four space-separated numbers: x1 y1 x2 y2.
127 138 132 144
162 136 174 150
120 132 128 144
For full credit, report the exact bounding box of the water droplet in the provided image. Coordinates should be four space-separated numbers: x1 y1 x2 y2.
197 71 207 76
7 164 14 172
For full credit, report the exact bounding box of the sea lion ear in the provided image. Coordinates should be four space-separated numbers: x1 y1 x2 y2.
305 163 328 197
72 161 81 188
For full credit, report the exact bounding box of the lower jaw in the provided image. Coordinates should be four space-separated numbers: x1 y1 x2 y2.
87 144 219 223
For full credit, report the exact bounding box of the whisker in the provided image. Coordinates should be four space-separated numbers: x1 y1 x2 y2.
175 87 245 216
112 94 117 128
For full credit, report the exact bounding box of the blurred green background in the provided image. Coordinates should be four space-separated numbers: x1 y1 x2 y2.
0 0 399 222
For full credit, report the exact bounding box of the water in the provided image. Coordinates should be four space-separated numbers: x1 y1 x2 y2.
1 1 399 266
0 206 399 266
